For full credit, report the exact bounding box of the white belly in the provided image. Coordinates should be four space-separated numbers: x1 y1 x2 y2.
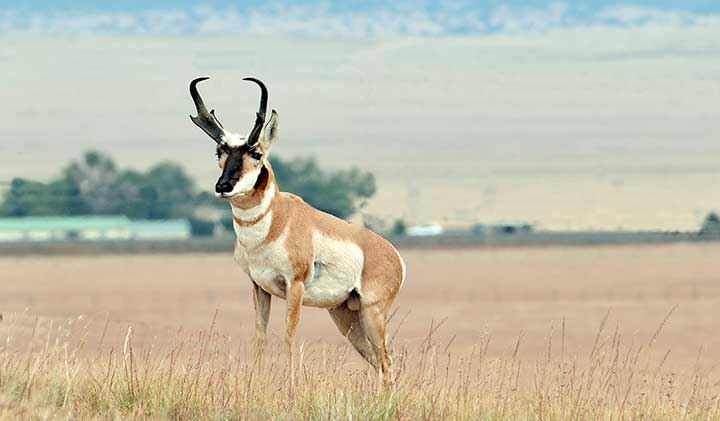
303 232 364 308
248 261 363 308
235 228 365 309
300 262 354 307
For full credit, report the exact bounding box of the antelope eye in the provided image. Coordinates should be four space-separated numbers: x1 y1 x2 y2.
249 151 263 161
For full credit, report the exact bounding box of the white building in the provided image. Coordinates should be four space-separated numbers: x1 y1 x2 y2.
0 216 191 242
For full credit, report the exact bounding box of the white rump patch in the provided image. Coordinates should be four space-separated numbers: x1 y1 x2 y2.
304 231 364 308
231 182 275 222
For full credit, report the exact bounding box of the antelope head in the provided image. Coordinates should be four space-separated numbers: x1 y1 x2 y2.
189 77 279 198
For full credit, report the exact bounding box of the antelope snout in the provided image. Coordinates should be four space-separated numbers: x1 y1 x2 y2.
215 180 234 194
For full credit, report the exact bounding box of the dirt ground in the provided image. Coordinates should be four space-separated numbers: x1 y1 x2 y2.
1 243 718 371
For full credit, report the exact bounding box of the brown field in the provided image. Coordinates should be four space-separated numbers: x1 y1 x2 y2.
1 243 719 418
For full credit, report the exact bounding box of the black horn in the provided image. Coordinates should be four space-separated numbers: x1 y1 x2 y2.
242 77 268 147
189 77 230 146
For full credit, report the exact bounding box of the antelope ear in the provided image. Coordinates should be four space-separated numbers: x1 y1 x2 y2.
260 110 279 152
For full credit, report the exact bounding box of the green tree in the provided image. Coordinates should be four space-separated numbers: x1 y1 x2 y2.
391 218 407 236
136 163 196 219
700 212 720 237
63 151 119 214
0 178 49 216
271 157 375 219
0 152 376 221
0 178 88 217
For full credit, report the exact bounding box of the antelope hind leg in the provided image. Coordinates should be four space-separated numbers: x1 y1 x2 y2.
359 303 392 388
328 303 378 369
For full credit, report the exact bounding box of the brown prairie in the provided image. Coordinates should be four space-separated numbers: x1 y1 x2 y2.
1 243 718 370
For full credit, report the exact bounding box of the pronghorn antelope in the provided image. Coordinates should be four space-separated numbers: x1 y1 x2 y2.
188 77 406 390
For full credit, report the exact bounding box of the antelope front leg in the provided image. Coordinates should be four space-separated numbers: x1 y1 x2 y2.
286 279 305 397
252 281 271 353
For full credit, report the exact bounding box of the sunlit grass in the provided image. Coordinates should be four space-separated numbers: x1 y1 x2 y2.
1 309 718 420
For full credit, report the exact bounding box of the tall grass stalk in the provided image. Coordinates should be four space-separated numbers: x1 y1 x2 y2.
0 310 718 420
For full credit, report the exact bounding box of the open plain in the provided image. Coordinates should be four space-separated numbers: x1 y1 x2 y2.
1 243 719 418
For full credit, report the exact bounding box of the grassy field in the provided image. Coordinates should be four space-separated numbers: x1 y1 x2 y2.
1 243 719 419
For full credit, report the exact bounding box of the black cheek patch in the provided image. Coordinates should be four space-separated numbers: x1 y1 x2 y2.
253 165 269 190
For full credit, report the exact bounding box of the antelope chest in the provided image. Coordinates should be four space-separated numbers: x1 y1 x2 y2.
233 215 292 299
233 225 365 309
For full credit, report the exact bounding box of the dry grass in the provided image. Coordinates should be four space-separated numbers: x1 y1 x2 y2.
1 308 718 420
1 244 719 419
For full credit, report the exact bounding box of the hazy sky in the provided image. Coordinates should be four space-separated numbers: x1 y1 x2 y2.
1 2 719 230
4 1 720 35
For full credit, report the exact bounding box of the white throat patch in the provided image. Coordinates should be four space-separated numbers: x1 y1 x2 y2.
231 182 276 222
233 211 272 250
